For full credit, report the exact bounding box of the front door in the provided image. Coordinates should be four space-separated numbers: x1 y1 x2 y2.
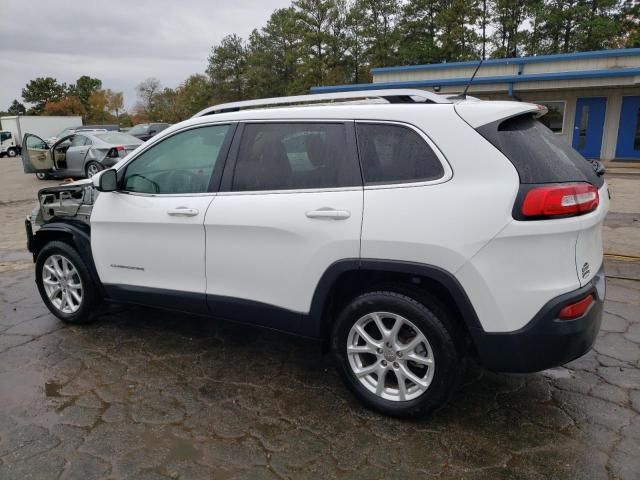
90 123 234 312
615 96 640 161
21 134 54 173
572 97 607 159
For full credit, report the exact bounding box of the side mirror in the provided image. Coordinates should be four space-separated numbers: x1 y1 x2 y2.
93 169 117 192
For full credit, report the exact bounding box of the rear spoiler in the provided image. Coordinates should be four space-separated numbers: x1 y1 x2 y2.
454 101 547 128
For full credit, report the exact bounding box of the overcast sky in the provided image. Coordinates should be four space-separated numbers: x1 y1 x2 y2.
0 0 291 111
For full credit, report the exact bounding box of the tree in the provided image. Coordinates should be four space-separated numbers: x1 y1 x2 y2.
436 0 480 62
21 77 67 114
87 90 109 123
176 74 213 117
105 90 124 123
359 0 401 68
618 0 640 47
151 87 180 122
345 0 369 83
68 76 102 109
576 0 623 51
294 0 336 87
207 34 247 102
136 77 162 116
246 8 302 97
397 0 442 65
7 99 26 115
490 0 532 58
42 96 86 116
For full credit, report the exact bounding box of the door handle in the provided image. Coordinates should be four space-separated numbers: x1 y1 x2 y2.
167 207 199 217
306 208 351 220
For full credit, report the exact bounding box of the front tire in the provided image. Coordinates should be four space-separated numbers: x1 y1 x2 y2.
332 291 464 417
35 241 99 324
7 148 17 158
35 172 52 180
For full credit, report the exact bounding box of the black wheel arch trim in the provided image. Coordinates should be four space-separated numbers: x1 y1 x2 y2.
30 220 105 296
306 258 483 339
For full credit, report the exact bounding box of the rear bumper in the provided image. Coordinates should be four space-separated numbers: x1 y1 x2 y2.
471 266 605 373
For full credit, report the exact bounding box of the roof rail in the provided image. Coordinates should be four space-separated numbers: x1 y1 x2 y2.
192 89 451 117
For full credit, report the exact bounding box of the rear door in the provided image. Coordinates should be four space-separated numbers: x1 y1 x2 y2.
65 134 91 175
21 134 54 173
204 121 363 334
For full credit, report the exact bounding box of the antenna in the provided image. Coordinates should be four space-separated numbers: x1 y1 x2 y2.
456 58 483 99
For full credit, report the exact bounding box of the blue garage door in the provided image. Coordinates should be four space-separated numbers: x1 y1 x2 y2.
572 97 607 159
615 96 640 161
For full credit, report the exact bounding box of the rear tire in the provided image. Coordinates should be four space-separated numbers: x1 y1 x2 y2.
332 291 464 417
85 161 103 178
7 148 17 158
35 241 100 324
35 172 51 180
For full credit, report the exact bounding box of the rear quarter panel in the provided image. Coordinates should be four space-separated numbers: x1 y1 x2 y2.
360 107 520 279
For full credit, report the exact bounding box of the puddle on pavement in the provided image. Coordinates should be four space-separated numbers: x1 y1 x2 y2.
44 381 63 397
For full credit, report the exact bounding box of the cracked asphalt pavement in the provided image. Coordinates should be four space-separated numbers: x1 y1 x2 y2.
1 159 639 479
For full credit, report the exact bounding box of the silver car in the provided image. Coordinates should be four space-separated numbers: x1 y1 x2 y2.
22 131 143 180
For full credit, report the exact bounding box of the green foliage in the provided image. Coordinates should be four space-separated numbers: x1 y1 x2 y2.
68 76 103 108
21 77 67 114
8 99 26 115
206 34 248 102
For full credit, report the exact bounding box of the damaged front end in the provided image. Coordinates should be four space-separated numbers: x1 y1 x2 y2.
25 181 99 268
29 181 97 228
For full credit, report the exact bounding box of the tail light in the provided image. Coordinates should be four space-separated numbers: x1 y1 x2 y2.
520 183 599 219
558 294 593 320
107 146 125 158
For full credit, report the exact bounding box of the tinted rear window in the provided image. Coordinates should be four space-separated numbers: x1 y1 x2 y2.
356 123 444 185
477 115 603 187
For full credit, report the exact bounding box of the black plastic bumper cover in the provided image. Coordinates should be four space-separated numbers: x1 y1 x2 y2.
471 266 605 373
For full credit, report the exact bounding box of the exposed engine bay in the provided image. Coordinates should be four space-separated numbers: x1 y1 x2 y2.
32 182 97 227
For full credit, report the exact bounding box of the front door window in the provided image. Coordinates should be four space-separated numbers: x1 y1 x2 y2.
123 125 230 194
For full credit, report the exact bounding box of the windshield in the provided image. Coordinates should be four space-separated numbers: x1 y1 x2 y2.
128 124 150 135
95 132 143 145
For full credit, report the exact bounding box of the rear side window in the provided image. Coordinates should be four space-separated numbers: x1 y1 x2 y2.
232 123 360 191
477 115 603 187
356 123 444 185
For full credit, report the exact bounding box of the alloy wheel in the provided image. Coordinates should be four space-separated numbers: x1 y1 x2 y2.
347 312 435 402
86 163 101 177
42 254 83 314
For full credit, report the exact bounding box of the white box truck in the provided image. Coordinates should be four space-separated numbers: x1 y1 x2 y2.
0 116 82 157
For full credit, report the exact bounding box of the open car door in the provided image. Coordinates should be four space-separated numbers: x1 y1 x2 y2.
22 134 53 173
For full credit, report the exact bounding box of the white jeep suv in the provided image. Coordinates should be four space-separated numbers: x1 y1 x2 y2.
24 90 608 417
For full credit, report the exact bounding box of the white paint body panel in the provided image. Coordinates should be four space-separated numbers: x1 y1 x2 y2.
91 191 215 293
456 184 609 332
204 190 363 313
85 99 608 334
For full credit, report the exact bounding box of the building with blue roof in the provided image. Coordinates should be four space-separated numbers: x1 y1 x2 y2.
312 48 640 163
